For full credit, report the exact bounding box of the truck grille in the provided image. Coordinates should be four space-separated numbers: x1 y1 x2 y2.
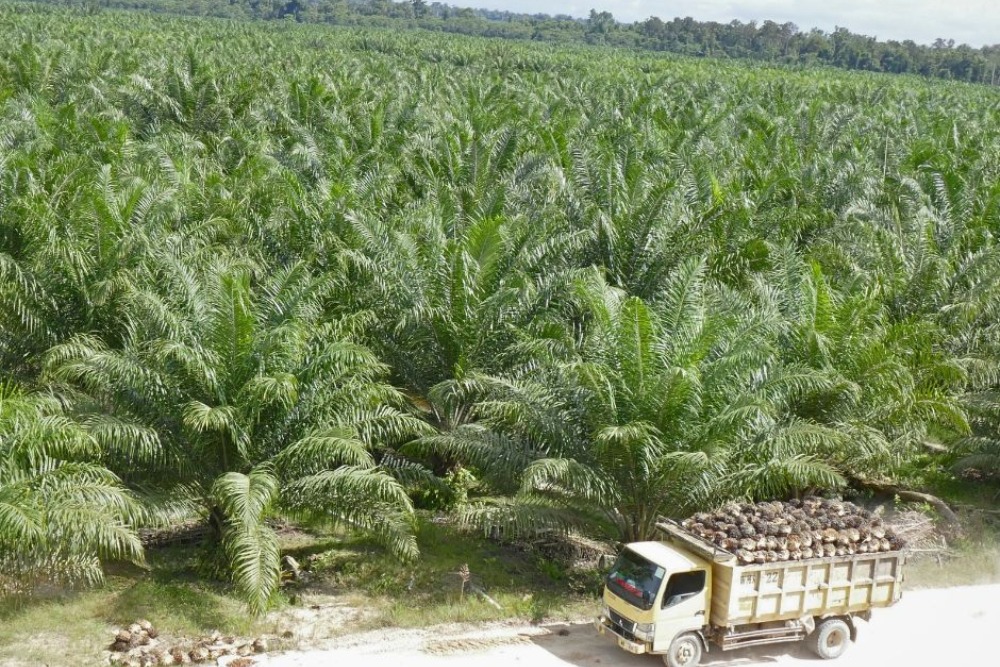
608 609 637 641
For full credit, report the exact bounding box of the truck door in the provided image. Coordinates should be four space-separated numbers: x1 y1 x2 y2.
653 569 709 652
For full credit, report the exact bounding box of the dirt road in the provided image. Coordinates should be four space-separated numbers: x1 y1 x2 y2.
267 584 996 667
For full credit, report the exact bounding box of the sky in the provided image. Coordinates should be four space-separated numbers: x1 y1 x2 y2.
452 1 999 48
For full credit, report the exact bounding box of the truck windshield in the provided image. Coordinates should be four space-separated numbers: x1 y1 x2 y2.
606 549 665 611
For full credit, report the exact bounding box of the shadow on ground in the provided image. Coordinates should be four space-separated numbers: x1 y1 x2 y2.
530 623 822 667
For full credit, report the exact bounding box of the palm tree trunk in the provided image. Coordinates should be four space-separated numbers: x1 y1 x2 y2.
208 505 227 542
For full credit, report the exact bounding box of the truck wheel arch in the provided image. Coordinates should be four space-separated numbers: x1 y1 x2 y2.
845 616 858 643
663 630 709 655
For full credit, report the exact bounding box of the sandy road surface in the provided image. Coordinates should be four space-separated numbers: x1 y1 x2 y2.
265 584 997 667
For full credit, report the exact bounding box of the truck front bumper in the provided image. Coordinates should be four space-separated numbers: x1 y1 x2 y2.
594 616 648 654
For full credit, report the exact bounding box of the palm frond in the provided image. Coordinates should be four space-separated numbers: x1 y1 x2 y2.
458 496 615 540
213 469 280 616
282 467 417 560
519 457 617 505
273 429 374 477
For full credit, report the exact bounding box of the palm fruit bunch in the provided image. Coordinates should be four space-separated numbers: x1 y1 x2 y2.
106 622 268 666
680 497 905 565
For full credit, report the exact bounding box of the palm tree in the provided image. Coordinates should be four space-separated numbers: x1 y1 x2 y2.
415 264 846 542
757 247 970 477
953 391 1000 478
565 134 698 301
0 135 173 378
0 383 142 599
336 198 588 397
44 256 431 614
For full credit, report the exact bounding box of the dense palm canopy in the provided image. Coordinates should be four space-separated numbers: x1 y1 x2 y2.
415 265 858 542
2 1 999 611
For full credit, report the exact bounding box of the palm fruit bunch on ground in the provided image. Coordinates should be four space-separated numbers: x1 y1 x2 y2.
680 497 906 565
107 620 268 666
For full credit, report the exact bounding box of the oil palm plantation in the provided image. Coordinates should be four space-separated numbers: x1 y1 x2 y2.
4 2 1000 610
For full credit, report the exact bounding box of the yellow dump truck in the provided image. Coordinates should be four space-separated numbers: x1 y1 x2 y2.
595 519 904 667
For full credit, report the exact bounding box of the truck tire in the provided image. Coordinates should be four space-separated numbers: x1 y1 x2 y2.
663 633 703 667
808 618 851 659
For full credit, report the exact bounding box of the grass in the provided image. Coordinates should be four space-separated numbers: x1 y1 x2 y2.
0 550 278 667
0 517 600 666
906 541 1000 589
291 515 601 628
903 504 1000 590
0 581 265 667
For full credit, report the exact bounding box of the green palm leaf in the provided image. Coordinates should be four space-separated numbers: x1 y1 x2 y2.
212 470 280 617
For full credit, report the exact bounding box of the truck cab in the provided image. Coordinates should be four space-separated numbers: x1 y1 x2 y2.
596 541 711 658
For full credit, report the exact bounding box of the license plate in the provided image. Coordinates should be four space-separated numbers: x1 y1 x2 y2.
617 636 645 654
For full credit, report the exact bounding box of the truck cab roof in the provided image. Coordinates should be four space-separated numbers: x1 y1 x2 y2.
627 541 709 572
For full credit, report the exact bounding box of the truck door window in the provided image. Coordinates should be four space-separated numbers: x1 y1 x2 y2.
662 570 706 608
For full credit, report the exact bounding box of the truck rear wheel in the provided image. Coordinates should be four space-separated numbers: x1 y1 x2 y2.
664 633 703 667
809 618 850 659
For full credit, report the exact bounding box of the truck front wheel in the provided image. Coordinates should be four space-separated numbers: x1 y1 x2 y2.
664 633 703 667
809 618 851 659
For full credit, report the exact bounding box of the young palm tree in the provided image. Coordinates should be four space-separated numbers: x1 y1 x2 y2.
759 248 970 477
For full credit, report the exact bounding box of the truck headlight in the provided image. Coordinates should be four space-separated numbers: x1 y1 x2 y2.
600 603 610 619
634 622 655 641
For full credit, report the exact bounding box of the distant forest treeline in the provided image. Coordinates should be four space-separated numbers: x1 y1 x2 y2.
32 0 1000 85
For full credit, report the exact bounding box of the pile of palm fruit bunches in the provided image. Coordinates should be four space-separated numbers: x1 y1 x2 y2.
680 498 906 564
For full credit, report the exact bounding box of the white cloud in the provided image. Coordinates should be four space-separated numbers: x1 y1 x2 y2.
453 0 999 47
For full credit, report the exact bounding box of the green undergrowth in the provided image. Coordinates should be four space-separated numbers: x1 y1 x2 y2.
906 540 1000 589
904 505 1000 590
0 517 601 666
0 549 279 667
288 515 602 627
